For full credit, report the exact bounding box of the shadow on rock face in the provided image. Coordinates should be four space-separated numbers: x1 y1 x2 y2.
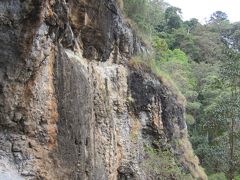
0 84 3 94
117 164 137 180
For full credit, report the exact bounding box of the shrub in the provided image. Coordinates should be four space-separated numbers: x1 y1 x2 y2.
141 146 193 179
186 114 195 125
208 172 227 180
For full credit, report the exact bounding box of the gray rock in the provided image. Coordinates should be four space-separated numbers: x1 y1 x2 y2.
0 0 207 179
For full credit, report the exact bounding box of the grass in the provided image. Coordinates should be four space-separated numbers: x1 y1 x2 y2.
128 55 186 105
117 0 124 11
142 145 194 179
122 12 153 48
177 132 208 180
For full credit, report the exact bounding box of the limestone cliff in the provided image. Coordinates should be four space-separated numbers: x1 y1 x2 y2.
0 0 207 179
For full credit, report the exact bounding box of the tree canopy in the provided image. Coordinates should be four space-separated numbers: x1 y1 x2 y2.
123 0 240 178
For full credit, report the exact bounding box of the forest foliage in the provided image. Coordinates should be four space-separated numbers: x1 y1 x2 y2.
123 0 240 179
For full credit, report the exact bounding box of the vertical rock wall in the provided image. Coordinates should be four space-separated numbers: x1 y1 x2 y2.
0 0 207 179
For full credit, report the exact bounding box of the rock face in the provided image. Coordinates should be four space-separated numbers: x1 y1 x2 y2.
0 0 207 179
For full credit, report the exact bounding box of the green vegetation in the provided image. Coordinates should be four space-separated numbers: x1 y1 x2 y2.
142 146 192 179
123 0 240 179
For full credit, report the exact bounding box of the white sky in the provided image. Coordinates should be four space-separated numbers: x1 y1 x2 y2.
164 0 240 23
